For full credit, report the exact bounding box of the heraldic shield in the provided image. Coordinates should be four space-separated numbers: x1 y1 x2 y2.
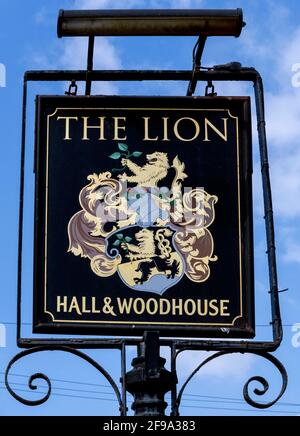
106 226 184 294
67 148 218 296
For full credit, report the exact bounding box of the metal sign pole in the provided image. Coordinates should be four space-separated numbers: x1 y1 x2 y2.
6 65 288 417
4 8 288 418
125 332 177 416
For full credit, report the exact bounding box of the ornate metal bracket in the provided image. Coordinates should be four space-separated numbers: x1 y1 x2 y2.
6 47 287 414
172 350 288 416
5 346 127 415
5 342 287 416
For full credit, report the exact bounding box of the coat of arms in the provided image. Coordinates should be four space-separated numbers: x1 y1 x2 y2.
68 144 218 295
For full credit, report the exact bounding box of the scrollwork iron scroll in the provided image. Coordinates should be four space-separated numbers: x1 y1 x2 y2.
173 350 288 415
5 346 126 415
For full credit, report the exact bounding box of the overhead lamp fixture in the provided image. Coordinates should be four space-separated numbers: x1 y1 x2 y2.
57 9 245 38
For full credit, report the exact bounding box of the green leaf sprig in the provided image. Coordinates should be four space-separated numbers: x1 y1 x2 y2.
109 143 143 173
112 233 133 253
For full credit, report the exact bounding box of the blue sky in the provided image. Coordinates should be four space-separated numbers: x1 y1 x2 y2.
0 0 300 416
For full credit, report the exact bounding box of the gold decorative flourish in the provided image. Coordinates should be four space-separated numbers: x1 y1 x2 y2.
173 190 218 283
68 152 218 283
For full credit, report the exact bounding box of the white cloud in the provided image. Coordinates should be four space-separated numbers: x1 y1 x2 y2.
241 23 300 222
35 7 47 24
74 0 140 8
277 27 300 88
284 242 300 264
149 0 204 7
212 81 251 97
59 37 120 71
262 27 300 151
265 92 300 149
176 351 255 381
270 149 300 220
239 2 291 71
74 0 204 8
236 6 300 151
279 227 300 264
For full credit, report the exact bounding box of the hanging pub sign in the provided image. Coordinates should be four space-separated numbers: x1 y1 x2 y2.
33 95 254 338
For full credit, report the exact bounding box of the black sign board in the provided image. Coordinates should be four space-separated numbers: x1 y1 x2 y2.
33 96 254 338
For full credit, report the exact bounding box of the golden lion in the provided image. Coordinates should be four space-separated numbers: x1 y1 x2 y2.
118 152 170 188
122 228 155 261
